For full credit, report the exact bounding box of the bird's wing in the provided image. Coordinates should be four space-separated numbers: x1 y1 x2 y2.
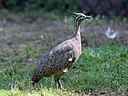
32 42 75 81
36 41 76 74
50 44 75 67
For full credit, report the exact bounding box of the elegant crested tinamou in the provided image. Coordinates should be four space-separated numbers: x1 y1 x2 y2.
32 11 91 89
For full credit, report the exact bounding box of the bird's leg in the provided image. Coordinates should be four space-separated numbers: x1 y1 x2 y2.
54 77 58 89
54 77 62 89
58 78 62 89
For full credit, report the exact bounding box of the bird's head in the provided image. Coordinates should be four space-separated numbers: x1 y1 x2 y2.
66 10 91 26
67 10 91 21
73 12 91 20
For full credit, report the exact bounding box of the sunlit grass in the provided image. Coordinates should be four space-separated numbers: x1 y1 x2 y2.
0 44 127 95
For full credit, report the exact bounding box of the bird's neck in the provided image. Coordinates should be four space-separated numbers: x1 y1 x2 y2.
73 23 81 43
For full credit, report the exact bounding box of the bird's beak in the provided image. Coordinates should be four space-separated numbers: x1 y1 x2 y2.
85 15 91 19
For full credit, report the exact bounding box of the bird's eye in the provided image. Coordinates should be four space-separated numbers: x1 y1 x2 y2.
82 16 85 18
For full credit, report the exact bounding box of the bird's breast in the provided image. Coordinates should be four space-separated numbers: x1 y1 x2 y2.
74 42 82 58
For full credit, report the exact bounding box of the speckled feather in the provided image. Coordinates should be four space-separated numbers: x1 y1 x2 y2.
32 38 81 82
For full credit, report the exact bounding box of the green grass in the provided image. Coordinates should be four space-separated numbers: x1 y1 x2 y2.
0 44 127 96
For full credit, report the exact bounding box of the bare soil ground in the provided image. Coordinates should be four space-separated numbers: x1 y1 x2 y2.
0 11 128 58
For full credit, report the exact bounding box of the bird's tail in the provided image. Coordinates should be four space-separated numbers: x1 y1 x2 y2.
31 72 41 85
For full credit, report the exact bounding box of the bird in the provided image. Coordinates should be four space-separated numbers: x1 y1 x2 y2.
31 11 91 89
105 26 118 39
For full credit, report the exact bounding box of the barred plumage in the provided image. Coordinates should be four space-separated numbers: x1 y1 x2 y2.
32 11 91 89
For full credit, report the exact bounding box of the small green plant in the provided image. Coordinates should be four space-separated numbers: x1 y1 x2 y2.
0 45 127 95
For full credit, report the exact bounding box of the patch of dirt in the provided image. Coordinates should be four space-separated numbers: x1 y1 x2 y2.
83 92 124 96
0 12 128 55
